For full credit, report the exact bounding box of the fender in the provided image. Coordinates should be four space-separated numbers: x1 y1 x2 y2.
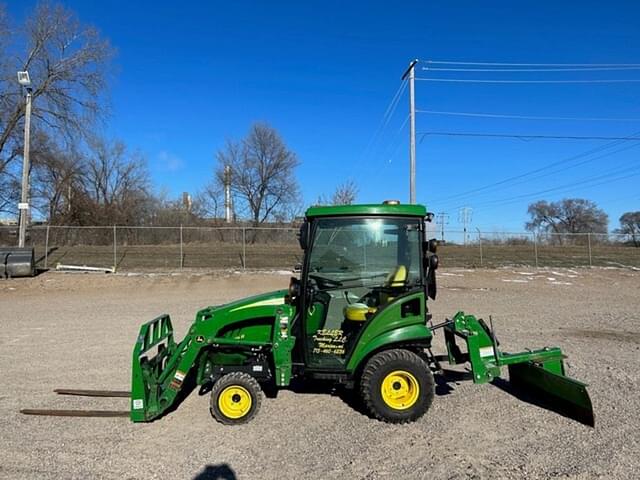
346 323 432 372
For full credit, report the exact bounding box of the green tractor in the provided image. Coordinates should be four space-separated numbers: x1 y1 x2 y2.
130 202 594 426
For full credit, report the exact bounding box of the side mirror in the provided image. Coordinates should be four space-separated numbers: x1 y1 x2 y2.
425 253 438 300
423 238 438 256
298 221 309 250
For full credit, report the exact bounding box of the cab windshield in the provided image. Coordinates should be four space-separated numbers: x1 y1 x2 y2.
308 217 422 290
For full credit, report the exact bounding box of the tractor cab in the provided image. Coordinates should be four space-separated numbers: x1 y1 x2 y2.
290 202 438 371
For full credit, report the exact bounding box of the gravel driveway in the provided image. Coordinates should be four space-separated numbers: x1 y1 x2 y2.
1 268 638 479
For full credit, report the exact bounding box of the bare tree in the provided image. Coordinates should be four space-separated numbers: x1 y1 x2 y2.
29 131 83 223
194 181 225 221
215 123 300 225
82 138 151 225
332 180 358 205
616 211 640 247
0 2 113 215
525 198 609 236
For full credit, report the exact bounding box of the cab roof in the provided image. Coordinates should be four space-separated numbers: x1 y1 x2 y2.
305 203 427 218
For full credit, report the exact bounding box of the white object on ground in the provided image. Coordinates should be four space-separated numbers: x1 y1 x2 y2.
55 263 115 273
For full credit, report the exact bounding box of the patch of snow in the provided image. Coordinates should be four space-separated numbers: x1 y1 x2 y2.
502 279 529 283
605 261 640 271
550 281 572 286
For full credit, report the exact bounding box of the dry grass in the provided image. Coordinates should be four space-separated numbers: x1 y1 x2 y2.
28 242 640 271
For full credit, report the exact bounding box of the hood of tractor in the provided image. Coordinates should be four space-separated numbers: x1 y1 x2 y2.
192 289 290 343
210 289 288 315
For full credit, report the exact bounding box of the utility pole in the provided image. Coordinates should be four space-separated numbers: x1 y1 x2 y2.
458 207 473 246
17 72 32 248
436 212 449 241
224 164 232 223
402 59 418 204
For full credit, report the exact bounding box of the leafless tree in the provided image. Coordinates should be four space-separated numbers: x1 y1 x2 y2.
526 198 608 241
145 189 201 226
0 2 113 215
194 180 225 221
82 138 151 225
615 211 640 247
331 180 358 205
29 131 84 223
215 123 301 225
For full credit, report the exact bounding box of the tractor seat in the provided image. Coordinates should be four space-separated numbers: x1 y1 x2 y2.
343 265 409 322
385 265 407 288
344 303 377 322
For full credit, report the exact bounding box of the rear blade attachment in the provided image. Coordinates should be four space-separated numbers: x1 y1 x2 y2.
508 362 594 427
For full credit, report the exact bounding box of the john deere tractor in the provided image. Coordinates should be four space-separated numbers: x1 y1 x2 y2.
129 202 593 426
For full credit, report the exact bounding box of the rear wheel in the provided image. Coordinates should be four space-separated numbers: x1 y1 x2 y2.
360 349 434 424
210 372 262 425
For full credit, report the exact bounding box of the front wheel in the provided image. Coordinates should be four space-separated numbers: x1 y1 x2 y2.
360 349 434 424
210 372 262 425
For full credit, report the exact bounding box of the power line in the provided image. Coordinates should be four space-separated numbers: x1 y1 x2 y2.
468 167 640 210
351 80 407 178
416 77 640 84
416 109 640 122
423 60 640 67
433 130 640 204
364 81 407 155
437 141 640 209
450 162 640 211
422 66 640 72
371 115 410 180
419 132 640 142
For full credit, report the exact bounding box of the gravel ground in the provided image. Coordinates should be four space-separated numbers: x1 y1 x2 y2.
1 267 639 479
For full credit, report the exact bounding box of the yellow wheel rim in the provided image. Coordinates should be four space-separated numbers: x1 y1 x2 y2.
380 370 420 410
217 385 252 419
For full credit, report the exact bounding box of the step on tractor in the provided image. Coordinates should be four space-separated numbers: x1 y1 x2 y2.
22 202 594 426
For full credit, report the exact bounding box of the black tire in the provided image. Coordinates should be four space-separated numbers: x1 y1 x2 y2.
360 349 435 424
209 372 262 425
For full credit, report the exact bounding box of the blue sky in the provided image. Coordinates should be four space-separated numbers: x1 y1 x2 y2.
8 1 640 231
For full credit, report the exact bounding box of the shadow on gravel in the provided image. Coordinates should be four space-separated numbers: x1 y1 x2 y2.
151 369 200 421
435 369 474 396
193 464 236 480
285 378 372 417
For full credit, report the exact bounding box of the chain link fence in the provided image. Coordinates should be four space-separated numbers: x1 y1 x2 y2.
0 225 302 271
438 230 640 268
0 225 638 271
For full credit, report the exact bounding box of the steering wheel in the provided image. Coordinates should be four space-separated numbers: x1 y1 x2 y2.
308 274 342 288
